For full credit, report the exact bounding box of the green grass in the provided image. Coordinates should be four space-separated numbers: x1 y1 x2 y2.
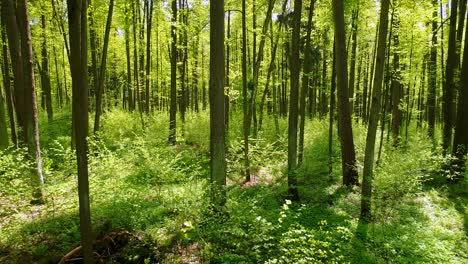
0 110 466 263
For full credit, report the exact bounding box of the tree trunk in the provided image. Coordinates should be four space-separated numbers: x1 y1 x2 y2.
169 0 177 145
451 8 468 183
241 0 250 181
391 4 402 145
210 0 226 207
333 0 359 186
0 18 17 146
298 0 316 164
442 0 458 153
427 0 438 140
93 0 114 133
329 40 337 178
40 14 53 122
361 0 390 220
67 0 93 261
287 0 302 201
348 10 359 116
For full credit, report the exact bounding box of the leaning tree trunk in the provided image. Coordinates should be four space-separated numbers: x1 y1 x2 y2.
361 0 390 220
333 0 359 186
93 0 114 133
241 0 251 181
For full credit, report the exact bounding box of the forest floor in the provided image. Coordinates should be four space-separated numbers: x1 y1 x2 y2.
0 110 467 263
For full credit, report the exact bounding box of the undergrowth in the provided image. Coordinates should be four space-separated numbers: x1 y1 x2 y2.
0 110 466 263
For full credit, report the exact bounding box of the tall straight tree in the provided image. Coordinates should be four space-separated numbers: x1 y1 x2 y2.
4 0 45 201
427 0 438 140
442 0 458 152
94 0 115 133
298 0 316 164
361 0 390 220
287 0 302 201
0 82 8 149
40 13 53 122
241 0 250 181
452 13 468 183
145 0 154 113
0 16 17 146
333 0 359 186
391 1 403 145
209 0 226 206
169 0 177 145
67 0 93 262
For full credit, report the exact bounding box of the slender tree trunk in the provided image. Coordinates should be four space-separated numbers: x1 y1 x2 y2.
329 40 336 179
242 0 250 181
391 3 402 145
93 0 114 133
0 79 8 148
249 0 275 138
1 18 17 146
298 0 316 164
427 0 438 140
169 0 177 145
442 0 458 153
348 10 359 116
333 0 359 186
287 0 302 201
89 0 99 105
361 0 390 220
225 10 230 133
145 0 153 113
67 0 93 261
210 0 226 207
40 14 53 122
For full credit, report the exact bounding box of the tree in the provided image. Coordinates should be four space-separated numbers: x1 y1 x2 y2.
169 0 177 145
333 0 359 186
40 13 53 122
210 0 226 207
1 16 17 146
4 0 45 201
241 0 250 181
361 0 391 220
94 0 115 133
391 2 402 145
442 0 458 153
452 11 468 183
0 81 8 149
298 0 316 164
287 0 302 201
427 0 438 140
67 0 93 262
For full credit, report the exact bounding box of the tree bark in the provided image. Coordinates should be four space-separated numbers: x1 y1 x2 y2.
442 0 458 153
452 7 468 182
391 3 402 145
40 14 53 122
169 0 177 145
361 0 390 220
287 0 302 201
67 0 93 262
427 0 438 140
298 0 316 164
210 0 226 207
94 0 115 133
241 0 250 181
333 0 359 186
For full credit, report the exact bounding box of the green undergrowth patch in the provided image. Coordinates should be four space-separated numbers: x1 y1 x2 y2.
1 111 466 263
